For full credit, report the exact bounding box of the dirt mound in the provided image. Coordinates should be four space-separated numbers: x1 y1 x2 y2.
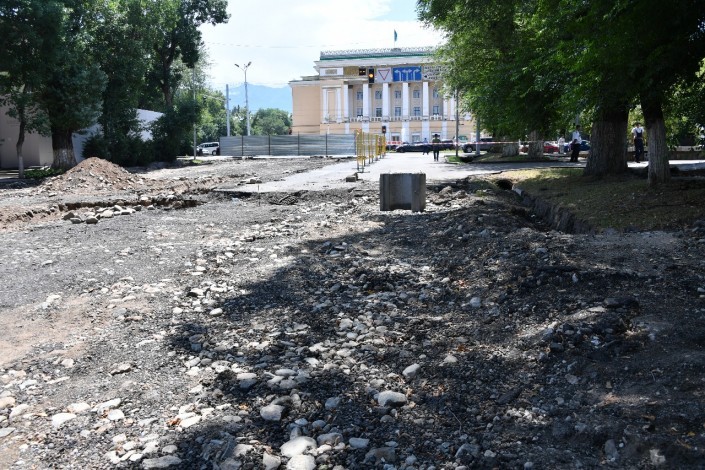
43 157 146 193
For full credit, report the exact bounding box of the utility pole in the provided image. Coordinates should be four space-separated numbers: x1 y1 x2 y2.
192 68 197 159
235 62 252 136
226 84 230 137
455 90 460 158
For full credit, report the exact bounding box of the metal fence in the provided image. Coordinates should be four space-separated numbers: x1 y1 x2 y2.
220 134 357 157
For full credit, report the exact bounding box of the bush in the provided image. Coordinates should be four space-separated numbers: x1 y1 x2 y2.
24 168 64 179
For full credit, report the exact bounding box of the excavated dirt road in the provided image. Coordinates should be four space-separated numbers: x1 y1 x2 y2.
0 157 704 469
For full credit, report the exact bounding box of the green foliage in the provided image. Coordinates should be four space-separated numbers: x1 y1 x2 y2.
251 108 292 135
143 0 229 108
83 133 150 167
24 167 64 179
150 105 197 161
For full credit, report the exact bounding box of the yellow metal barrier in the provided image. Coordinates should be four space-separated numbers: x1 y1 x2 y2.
355 130 386 172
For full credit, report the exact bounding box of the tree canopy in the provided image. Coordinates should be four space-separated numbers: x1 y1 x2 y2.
0 0 229 169
419 0 705 184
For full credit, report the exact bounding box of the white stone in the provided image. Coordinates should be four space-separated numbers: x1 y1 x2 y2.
402 363 421 379
107 409 125 421
94 398 121 414
260 404 285 421
263 452 281 470
280 436 317 458
142 455 182 469
180 415 201 428
52 413 76 428
0 396 15 409
286 454 316 470
443 354 458 364
10 404 30 419
67 402 91 414
377 390 407 407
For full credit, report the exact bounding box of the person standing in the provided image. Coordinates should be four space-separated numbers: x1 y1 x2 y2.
422 137 429 155
632 122 645 163
557 130 566 155
432 134 441 161
570 125 581 162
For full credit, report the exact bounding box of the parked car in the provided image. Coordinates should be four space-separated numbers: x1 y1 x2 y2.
563 140 591 153
520 141 561 153
462 137 495 153
395 142 431 153
197 142 220 156
386 140 402 151
440 139 457 150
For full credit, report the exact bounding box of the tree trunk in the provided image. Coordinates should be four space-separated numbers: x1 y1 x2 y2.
16 116 26 179
584 105 628 177
51 129 77 170
527 129 543 160
641 97 670 186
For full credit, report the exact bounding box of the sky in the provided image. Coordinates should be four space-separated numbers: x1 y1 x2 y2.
198 0 446 92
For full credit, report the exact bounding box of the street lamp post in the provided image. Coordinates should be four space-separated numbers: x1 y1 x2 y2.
234 61 252 136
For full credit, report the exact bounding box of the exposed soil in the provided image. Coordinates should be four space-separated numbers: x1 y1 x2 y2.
0 157 703 469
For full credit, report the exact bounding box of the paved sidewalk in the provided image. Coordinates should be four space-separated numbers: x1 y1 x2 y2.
217 153 705 194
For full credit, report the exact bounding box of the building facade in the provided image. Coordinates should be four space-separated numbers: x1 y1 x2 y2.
289 47 475 144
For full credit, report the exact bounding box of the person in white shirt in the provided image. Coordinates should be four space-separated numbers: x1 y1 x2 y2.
632 122 645 163
570 125 581 162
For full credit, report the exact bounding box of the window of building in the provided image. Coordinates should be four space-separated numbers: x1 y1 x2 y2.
375 108 382 117
356 91 363 100
432 105 440 115
374 90 382 100
394 107 402 117
413 107 421 116
356 107 363 117
412 89 421 99
394 90 402 99
433 88 439 98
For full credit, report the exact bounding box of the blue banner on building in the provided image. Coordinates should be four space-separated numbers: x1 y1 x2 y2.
393 66 422 82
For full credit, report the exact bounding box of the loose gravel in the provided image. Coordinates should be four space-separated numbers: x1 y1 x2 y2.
0 157 704 469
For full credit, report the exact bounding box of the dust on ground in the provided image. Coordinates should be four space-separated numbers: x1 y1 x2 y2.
0 157 703 469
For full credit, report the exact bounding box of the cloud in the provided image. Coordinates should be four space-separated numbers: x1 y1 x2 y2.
199 0 444 89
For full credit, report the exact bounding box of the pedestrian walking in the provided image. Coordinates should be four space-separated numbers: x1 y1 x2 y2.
432 134 441 161
632 122 645 163
570 125 581 162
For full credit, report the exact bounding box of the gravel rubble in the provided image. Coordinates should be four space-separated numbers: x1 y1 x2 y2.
0 157 704 469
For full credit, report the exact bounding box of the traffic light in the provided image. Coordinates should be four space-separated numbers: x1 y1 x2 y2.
358 67 367 77
368 68 375 84
381 125 387 134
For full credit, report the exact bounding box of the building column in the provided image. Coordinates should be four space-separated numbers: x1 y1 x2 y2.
382 83 390 120
322 89 328 122
342 84 349 122
402 82 409 118
362 83 370 119
336 87 342 123
443 98 449 119
449 96 456 120
422 82 429 118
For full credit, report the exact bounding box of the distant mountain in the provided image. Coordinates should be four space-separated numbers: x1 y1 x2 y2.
226 84 292 114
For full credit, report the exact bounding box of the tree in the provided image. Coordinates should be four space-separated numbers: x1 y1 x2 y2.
144 0 228 110
251 108 292 136
91 0 153 164
419 0 566 159
34 0 107 170
0 0 60 176
419 0 705 185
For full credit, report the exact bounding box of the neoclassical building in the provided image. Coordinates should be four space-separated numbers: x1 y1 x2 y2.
289 47 475 143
